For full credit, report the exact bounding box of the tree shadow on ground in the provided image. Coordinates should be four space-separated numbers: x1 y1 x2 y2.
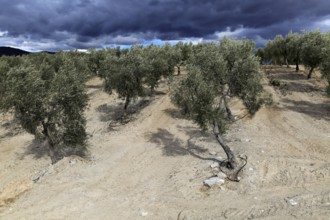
163 108 186 120
270 72 307 81
96 98 153 123
86 84 103 89
148 128 222 163
284 81 323 93
19 138 89 161
177 125 214 140
148 128 188 156
19 139 49 160
280 98 330 121
0 117 23 139
145 90 167 96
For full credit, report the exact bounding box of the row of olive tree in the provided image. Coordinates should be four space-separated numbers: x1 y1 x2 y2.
0 52 91 163
0 43 191 163
86 39 267 177
262 30 329 79
1 39 267 172
91 43 192 112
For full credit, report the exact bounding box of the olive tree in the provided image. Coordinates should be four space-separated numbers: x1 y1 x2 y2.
143 45 170 93
287 32 303 72
301 30 327 79
0 59 9 106
320 32 330 96
161 43 178 76
86 49 107 76
173 42 193 75
1 54 89 163
264 35 287 65
0 56 23 109
103 46 146 111
172 39 266 175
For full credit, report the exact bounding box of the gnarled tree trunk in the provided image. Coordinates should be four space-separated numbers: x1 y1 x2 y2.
307 67 314 79
223 97 234 121
177 65 181 75
285 58 289 68
222 85 234 121
296 62 299 72
124 95 130 110
42 122 58 164
213 121 237 169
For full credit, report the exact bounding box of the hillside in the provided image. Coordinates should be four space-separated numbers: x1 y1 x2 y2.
0 47 30 56
0 66 330 219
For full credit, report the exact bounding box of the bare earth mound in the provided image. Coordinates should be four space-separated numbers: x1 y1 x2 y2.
1 66 330 219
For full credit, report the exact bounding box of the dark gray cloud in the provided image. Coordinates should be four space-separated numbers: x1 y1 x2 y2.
0 0 330 50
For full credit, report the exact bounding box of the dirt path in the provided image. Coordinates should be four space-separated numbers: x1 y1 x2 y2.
1 66 330 219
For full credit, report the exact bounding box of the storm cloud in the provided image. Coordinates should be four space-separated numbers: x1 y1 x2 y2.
1 0 330 51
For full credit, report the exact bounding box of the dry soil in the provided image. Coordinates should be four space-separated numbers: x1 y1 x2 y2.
0 66 330 219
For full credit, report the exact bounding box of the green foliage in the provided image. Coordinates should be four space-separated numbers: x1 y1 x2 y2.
0 59 9 108
269 78 281 87
103 46 146 110
1 52 89 163
263 29 330 81
162 43 180 75
143 45 169 91
263 32 302 67
320 31 330 96
268 77 289 95
301 30 327 71
0 56 24 110
172 39 265 134
167 42 193 74
189 42 227 86
219 38 264 113
174 42 193 63
101 44 179 110
255 48 265 64
264 35 286 65
286 32 303 68
172 66 220 131
86 48 107 76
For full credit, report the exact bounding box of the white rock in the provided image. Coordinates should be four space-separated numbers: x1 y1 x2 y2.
245 139 251 142
286 198 298 206
249 167 254 171
203 177 225 187
139 208 148 217
209 151 217 156
217 172 227 179
210 162 219 168
216 156 223 160
239 154 246 158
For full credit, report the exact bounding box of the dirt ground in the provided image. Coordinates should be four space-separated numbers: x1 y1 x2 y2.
0 66 330 219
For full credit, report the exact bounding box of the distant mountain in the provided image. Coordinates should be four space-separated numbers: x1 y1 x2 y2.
0 46 30 56
40 51 56 55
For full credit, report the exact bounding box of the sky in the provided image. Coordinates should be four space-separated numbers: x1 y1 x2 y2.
1 0 330 52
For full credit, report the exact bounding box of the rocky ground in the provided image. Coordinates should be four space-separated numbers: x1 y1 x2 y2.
0 66 330 219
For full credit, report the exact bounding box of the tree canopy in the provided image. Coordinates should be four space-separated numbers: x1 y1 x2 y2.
0 52 89 163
